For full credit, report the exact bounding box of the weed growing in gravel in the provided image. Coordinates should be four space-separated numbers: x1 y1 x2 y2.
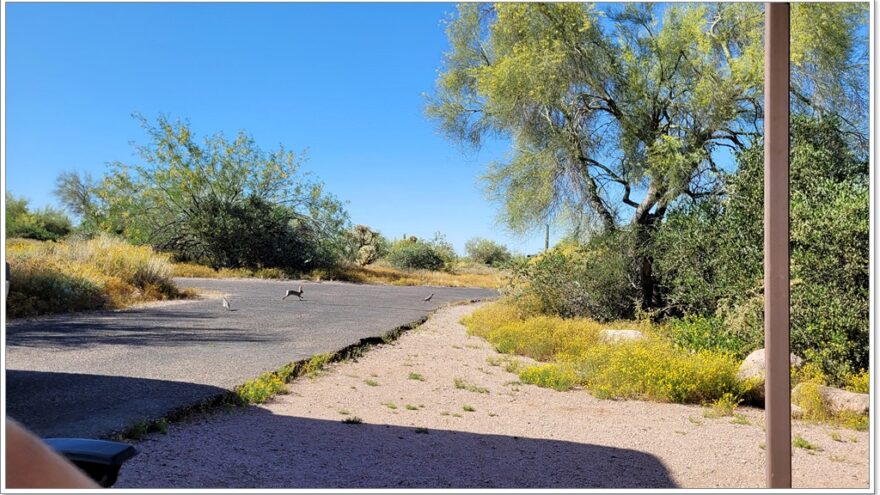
453 377 489 394
452 413 463 417
126 421 150 440
688 416 703 426
830 455 847 462
364 379 379 387
829 431 843 442
338 409 350 415
488 412 497 417
342 417 363 424
408 372 426 381
405 404 419 410
462 405 476 412
703 393 740 418
235 372 288 404
730 414 751 425
155 418 168 434
414 427 429 434
383 402 398 410
440 411 450 416
793 435 821 450
759 442 766 450
303 353 333 377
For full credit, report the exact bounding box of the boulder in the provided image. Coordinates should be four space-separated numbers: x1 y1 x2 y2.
599 329 644 343
737 348 805 401
792 383 870 416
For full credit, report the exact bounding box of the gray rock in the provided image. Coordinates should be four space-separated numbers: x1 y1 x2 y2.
599 329 644 343
737 348 804 400
792 383 870 415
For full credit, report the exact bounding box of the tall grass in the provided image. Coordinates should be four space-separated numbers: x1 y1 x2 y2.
6 235 185 318
461 300 743 404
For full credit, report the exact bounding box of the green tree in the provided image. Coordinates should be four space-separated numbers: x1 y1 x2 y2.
72 115 350 269
429 3 867 309
465 237 512 266
5 192 72 241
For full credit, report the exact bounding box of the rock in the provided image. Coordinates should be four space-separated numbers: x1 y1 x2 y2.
792 383 870 415
737 348 804 401
599 329 644 343
790 403 804 419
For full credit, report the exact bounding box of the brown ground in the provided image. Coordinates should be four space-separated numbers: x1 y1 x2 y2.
115 303 870 489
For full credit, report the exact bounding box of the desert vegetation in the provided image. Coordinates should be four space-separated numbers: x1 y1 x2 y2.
433 3 867 427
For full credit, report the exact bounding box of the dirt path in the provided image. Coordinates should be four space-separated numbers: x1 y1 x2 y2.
115 303 869 489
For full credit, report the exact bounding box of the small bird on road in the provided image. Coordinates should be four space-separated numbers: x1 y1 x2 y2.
423 293 434 302
222 297 231 311
283 286 304 300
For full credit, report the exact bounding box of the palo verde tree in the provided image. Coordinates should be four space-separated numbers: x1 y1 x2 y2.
428 3 867 310
56 115 350 270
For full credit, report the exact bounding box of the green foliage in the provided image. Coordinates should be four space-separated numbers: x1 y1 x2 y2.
234 371 289 405
661 316 761 360
653 117 868 383
464 237 512 266
504 234 637 321
386 236 448 271
702 393 741 419
430 2 867 238
71 115 350 271
518 363 578 391
793 435 821 451
6 192 72 241
5 235 181 318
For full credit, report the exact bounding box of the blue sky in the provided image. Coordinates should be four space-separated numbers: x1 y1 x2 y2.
5 2 562 255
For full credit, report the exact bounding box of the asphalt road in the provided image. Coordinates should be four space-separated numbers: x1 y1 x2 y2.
5 278 497 438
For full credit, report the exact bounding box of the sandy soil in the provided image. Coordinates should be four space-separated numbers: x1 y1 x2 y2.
115 303 870 489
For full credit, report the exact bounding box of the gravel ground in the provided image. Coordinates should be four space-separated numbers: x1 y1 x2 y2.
115 303 870 489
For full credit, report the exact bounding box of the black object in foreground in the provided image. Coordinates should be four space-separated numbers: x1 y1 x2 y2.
44 438 137 487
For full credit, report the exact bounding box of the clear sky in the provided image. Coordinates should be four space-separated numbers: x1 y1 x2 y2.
5 2 562 255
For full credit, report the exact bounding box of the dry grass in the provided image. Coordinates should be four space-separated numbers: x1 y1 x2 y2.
6 235 188 318
174 260 502 289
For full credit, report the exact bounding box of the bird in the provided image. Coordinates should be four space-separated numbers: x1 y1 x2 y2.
423 293 434 302
222 297 231 311
283 286 304 300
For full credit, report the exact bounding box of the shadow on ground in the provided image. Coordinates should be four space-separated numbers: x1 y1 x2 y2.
116 406 678 489
6 370 230 438
5 308 278 349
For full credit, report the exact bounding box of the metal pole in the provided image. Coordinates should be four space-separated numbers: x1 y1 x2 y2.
764 2 791 488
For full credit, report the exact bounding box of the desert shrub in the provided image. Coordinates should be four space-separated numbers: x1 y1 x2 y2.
662 315 761 359
5 235 181 318
6 193 72 241
572 340 742 404
518 363 579 391
843 370 869 394
463 301 740 404
652 117 868 384
465 237 512 266
505 233 637 321
386 237 446 271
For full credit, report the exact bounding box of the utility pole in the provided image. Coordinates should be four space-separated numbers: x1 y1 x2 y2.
544 223 550 251
764 2 791 488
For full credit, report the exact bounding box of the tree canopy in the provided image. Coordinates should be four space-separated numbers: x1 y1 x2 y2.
56 115 350 269
429 3 867 235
